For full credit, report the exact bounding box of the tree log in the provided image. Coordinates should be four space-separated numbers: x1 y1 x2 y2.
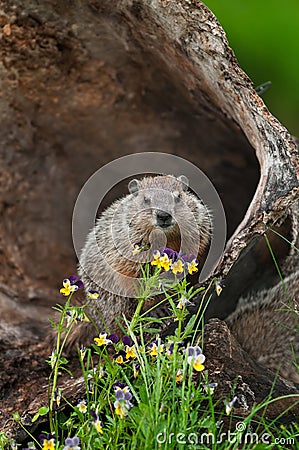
0 0 298 440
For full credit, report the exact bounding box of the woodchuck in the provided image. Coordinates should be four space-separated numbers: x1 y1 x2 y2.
76 174 212 342
226 229 299 384
227 271 299 383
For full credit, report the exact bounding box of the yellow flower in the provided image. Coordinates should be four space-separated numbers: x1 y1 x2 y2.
160 254 172 271
187 259 198 274
94 333 112 346
87 290 100 300
177 296 188 309
151 250 162 267
115 403 127 419
215 282 222 296
42 439 55 450
176 369 183 383
132 244 141 255
193 360 205 372
125 345 137 359
149 342 164 356
77 400 87 413
151 250 172 271
171 259 184 274
94 419 103 434
115 354 125 364
193 354 205 372
79 346 87 361
60 279 77 296
133 363 139 378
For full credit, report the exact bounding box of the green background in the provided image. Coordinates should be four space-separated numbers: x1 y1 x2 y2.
204 0 299 137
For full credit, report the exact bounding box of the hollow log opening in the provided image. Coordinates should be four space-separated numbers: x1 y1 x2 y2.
0 1 260 304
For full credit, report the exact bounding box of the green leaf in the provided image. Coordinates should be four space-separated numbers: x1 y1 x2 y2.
38 406 49 416
12 412 21 422
31 406 49 423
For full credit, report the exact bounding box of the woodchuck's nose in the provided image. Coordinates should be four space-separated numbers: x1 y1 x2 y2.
156 210 173 227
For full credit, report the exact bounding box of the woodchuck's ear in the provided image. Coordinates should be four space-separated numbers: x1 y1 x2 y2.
128 179 139 196
177 175 189 191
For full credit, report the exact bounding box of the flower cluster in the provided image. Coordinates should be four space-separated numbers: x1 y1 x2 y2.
66 307 90 327
113 336 138 364
93 332 140 370
151 248 198 276
113 383 133 419
46 247 214 448
60 276 84 296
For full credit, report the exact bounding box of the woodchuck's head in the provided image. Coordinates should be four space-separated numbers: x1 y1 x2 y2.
126 175 210 256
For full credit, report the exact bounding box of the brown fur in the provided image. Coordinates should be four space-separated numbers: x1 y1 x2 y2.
227 203 299 383
226 271 299 383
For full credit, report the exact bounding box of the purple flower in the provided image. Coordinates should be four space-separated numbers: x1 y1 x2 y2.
159 247 179 261
133 362 140 378
90 410 104 434
187 346 203 357
113 384 134 418
108 333 119 343
122 335 133 346
63 436 80 450
186 346 206 372
39 433 56 444
215 275 225 296
113 350 126 364
115 388 132 402
68 275 84 289
217 274 225 287
167 341 186 356
113 381 127 390
204 382 218 394
184 253 198 263
88 379 94 394
90 409 98 421
134 238 143 247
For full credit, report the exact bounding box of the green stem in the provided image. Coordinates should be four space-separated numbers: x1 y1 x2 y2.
128 296 146 333
49 294 73 433
15 421 42 449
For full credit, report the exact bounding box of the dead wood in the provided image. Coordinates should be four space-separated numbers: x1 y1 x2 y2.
0 0 298 441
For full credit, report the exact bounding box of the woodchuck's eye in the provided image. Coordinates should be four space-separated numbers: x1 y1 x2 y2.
143 196 151 205
174 192 181 203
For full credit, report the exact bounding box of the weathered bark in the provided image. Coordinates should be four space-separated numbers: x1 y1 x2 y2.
0 0 298 440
